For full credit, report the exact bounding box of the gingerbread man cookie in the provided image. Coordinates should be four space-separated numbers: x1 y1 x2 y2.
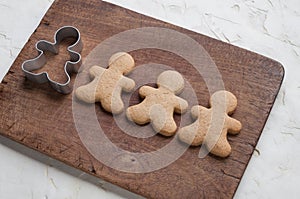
178 90 242 157
75 52 135 114
126 70 189 136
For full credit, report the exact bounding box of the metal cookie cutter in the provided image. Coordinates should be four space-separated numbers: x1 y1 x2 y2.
21 26 83 94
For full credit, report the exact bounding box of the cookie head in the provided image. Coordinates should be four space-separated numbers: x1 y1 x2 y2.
108 52 135 74
157 70 185 94
210 90 237 114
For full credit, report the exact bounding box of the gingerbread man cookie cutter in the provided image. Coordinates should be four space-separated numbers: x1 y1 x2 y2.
21 26 83 94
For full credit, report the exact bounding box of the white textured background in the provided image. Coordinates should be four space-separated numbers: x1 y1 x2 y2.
0 0 300 198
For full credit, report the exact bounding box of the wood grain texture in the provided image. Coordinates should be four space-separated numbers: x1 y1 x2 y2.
0 0 284 198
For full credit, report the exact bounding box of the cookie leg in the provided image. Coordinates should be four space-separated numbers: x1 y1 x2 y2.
102 90 124 114
149 106 177 136
126 104 150 125
111 86 125 114
178 120 205 146
205 129 232 158
158 117 177 136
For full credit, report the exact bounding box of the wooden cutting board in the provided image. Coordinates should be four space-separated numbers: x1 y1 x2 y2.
0 0 284 198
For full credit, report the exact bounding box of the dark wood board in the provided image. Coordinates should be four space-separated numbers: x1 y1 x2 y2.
0 0 284 198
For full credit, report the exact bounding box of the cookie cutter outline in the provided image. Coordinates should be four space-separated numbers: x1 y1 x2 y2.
21 26 83 94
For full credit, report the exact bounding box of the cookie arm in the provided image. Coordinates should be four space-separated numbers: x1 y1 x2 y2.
139 86 156 98
227 117 242 135
174 97 188 114
190 105 203 119
89 65 105 78
75 78 99 103
119 76 135 92
75 66 105 103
